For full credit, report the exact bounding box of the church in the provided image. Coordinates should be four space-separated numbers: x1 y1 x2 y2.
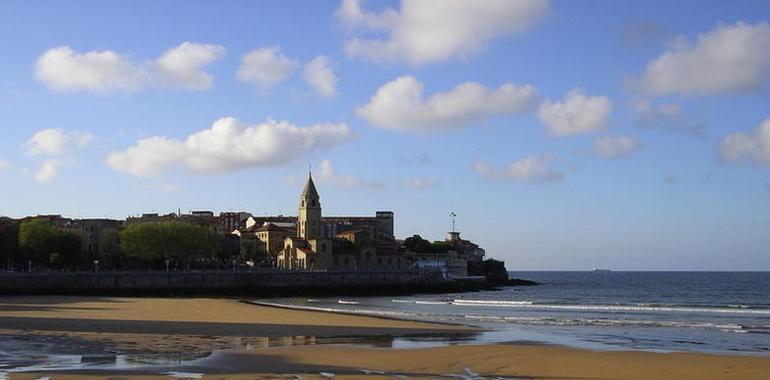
271 173 407 271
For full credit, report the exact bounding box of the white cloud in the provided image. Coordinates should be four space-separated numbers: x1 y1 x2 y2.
35 42 224 93
34 159 60 183
236 47 298 91
24 128 93 156
718 118 770 165
337 0 550 65
35 46 146 92
0 159 8 172
637 22 770 96
405 176 439 189
107 117 353 176
594 135 641 159
315 159 384 188
537 89 612 137
154 42 225 90
474 154 563 183
357 76 538 131
304 56 338 97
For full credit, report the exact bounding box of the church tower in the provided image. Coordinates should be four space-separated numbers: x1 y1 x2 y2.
298 172 322 240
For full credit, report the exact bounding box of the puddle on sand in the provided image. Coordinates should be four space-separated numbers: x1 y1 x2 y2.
0 331 489 377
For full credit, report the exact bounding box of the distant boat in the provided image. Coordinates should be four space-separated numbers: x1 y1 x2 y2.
592 268 611 272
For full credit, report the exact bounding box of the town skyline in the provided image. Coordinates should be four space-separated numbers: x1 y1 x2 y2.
1 0 770 271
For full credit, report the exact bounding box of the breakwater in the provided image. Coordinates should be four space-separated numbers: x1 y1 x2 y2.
0 270 487 296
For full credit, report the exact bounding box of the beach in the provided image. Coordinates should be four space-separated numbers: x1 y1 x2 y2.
1 296 770 379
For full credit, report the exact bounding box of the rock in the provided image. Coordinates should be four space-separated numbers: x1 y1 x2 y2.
506 278 538 286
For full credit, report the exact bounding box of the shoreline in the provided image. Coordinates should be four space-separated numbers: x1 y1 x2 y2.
244 299 480 330
2 296 770 379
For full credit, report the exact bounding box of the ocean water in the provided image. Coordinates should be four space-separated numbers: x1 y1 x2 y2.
261 271 770 355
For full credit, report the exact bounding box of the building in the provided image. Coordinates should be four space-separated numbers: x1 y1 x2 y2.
219 212 252 233
445 231 486 264
233 221 294 266
275 173 405 271
63 219 121 261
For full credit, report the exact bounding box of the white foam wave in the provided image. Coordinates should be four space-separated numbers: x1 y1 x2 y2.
452 300 770 315
250 301 422 319
337 300 359 305
462 315 750 332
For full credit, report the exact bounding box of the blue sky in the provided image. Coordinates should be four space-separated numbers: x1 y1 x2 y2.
1 0 769 270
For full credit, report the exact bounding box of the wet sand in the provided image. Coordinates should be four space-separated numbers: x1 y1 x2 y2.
8 344 770 379
0 296 466 337
2 296 770 379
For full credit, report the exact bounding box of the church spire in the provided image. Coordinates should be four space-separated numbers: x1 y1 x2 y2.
301 171 319 199
298 170 321 240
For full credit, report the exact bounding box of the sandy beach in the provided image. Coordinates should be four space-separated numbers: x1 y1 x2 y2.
2 296 770 379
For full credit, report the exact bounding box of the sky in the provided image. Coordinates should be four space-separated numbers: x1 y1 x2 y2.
1 0 769 270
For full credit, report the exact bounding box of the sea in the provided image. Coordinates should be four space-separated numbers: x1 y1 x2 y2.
259 271 770 356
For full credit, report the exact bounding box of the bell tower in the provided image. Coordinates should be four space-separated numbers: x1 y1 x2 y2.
298 172 322 239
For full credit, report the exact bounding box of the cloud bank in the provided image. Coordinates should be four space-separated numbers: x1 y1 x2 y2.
337 0 550 65
303 55 338 97
24 128 93 156
637 22 770 96
236 47 298 91
718 118 770 165
107 118 353 176
474 154 563 183
33 159 60 184
537 89 612 137
594 135 641 159
357 76 539 131
35 42 225 93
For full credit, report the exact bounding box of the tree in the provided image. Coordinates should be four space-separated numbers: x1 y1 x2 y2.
18 218 82 269
403 234 450 253
0 219 20 269
119 222 220 269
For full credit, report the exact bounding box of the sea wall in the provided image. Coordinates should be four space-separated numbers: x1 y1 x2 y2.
0 270 470 296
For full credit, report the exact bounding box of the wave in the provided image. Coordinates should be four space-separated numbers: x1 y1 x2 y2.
248 300 770 336
462 315 770 333
337 300 360 305
250 301 423 319
391 299 450 305
451 300 770 315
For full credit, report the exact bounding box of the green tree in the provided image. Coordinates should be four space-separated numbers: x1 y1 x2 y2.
119 222 221 269
18 218 82 269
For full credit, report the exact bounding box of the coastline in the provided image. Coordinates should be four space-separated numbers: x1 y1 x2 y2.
1 296 770 379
